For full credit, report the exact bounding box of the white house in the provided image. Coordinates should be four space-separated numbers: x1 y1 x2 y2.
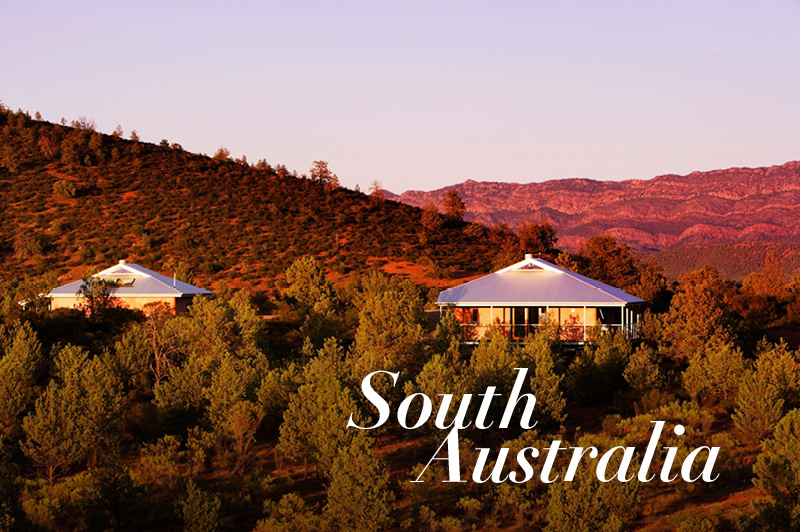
436 254 644 342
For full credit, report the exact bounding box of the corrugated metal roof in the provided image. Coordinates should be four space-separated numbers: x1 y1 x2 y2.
436 257 644 306
49 261 212 298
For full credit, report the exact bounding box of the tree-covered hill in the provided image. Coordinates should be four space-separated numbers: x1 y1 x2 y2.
0 106 501 293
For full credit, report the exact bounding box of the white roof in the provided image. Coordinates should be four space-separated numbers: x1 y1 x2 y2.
436 257 644 306
48 260 212 298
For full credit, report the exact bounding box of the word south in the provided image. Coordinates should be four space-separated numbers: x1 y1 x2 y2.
347 368 720 484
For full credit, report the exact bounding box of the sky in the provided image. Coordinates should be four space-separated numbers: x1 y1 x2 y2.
2 1 799 192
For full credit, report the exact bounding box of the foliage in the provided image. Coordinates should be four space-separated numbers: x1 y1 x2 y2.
0 322 43 448
732 370 784 445
518 220 557 255
177 480 221 532
256 493 327 532
521 333 566 426
664 265 734 360
753 409 800 525
623 344 663 397
0 107 498 288
443 189 466 221
21 381 86 484
682 337 745 406
545 457 640 532
326 436 395 532
279 343 367 477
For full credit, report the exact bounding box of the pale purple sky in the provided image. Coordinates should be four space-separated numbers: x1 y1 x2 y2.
2 1 799 192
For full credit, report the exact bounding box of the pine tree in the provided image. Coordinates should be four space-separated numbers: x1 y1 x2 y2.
351 287 428 379
177 480 221 532
443 189 466 221
256 493 328 532
309 160 340 191
754 339 800 406
326 436 394 532
0 322 43 446
587 329 632 393
279 351 366 477
733 370 784 445
420 202 442 236
518 220 558 255
623 344 663 396
753 409 800 518
545 443 640 532
80 354 124 465
682 337 745 405
21 383 86 484
522 333 566 426
665 265 733 361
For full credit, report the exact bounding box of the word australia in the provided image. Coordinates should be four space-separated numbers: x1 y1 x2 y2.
347 368 720 484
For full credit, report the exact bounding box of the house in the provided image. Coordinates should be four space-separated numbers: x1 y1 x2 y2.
48 260 212 313
436 254 645 342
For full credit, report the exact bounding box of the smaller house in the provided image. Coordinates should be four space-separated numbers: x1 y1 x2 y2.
48 260 212 313
436 254 645 342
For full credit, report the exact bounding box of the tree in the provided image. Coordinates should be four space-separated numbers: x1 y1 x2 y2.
403 353 462 435
628 260 668 306
586 329 632 394
665 265 733 361
579 235 639 289
213 147 230 161
733 370 784 445
623 344 663 397
310 160 340 191
77 273 116 318
443 189 466 221
177 480 221 532
142 303 182 387
744 251 788 299
285 256 338 346
256 493 328 532
554 250 579 272
420 202 442 235
280 347 367 477
682 337 745 405
80 354 124 465
52 179 77 198
521 333 566 426
21 383 86 484
491 231 521 272
351 284 428 379
205 355 264 471
76 116 96 131
0 322 43 446
326 436 394 532
518 220 558 255
285 256 335 311
754 340 800 406
369 180 385 204
545 444 640 532
50 345 124 466
753 409 800 520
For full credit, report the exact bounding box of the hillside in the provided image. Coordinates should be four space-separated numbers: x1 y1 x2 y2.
0 107 500 292
388 162 800 253
644 241 800 282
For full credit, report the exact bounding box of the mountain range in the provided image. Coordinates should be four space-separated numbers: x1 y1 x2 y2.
387 162 800 279
388 162 800 251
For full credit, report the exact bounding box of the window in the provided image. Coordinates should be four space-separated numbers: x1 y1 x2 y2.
472 308 479 323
